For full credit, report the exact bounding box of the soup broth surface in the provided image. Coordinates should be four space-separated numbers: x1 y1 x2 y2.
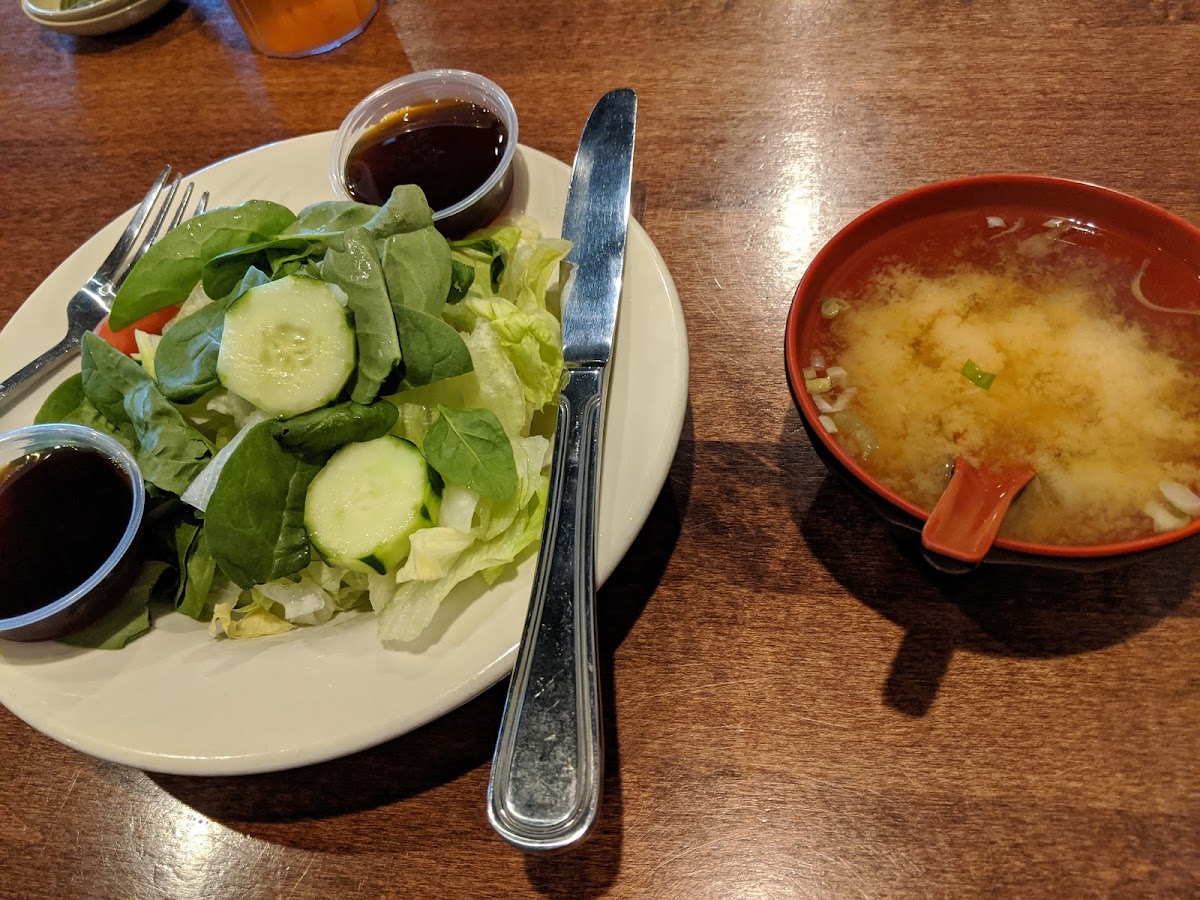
816 209 1200 545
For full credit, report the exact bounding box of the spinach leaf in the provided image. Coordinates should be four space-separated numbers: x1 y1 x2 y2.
422 405 517 501
173 522 215 620
365 184 436 239
59 561 169 650
182 532 216 620
393 305 473 390
448 237 508 293
283 186 433 249
380 227 452 317
283 200 378 247
80 333 211 494
201 237 312 301
276 400 398 459
449 223 522 300
173 520 199 588
34 373 134 451
205 421 320 589
110 200 296 330
448 259 475 304
140 494 193 562
295 259 323 279
221 265 272 307
320 227 401 404
154 264 270 403
152 302 226 403
35 373 88 424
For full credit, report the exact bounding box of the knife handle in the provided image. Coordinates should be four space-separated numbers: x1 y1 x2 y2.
487 365 605 852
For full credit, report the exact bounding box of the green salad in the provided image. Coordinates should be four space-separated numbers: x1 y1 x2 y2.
38 186 571 648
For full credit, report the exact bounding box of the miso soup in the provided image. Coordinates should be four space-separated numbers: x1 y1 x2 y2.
809 209 1200 546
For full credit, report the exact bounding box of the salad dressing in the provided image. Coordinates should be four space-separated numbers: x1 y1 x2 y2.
0 446 132 618
343 99 508 212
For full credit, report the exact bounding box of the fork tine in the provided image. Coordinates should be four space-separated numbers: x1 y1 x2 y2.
115 174 182 279
93 165 172 282
167 182 195 232
146 174 183 242
112 179 205 293
0 168 204 411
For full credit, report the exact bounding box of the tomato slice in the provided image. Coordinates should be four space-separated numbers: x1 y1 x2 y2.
94 306 180 356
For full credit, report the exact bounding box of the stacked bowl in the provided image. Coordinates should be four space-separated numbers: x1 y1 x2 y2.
21 0 170 36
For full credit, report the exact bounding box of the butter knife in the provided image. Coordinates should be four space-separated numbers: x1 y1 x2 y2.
487 88 637 852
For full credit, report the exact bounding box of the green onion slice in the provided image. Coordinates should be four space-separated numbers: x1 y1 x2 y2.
960 359 996 390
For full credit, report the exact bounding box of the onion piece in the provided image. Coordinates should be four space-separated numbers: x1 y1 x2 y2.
836 409 878 459
986 216 1005 228
828 386 857 412
166 280 214 333
1159 480 1200 517
818 414 837 433
1145 500 1190 533
802 366 818 381
806 376 832 394
814 386 857 413
826 366 848 388
1017 219 1075 257
133 331 161 380
438 484 480 532
811 349 826 369
820 296 850 319
255 577 331 621
990 216 1024 239
1131 259 1200 316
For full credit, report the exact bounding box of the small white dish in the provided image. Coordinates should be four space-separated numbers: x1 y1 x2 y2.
22 0 170 36
21 0 130 23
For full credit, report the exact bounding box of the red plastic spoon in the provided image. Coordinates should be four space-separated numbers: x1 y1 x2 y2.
922 456 1036 565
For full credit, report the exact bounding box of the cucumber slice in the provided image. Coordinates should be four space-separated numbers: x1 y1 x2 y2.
217 275 356 417
304 436 440 574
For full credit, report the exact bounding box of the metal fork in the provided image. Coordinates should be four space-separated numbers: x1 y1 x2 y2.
0 166 210 415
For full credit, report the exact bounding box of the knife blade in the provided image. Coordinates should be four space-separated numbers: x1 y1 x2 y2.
487 88 637 852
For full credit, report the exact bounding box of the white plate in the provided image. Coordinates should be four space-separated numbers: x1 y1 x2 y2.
0 133 689 775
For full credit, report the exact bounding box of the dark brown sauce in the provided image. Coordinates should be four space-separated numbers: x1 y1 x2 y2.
0 446 133 619
344 99 508 210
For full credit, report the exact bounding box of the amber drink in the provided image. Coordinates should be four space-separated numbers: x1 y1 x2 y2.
225 0 377 58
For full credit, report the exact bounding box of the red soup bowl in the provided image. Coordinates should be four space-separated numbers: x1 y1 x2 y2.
784 174 1200 572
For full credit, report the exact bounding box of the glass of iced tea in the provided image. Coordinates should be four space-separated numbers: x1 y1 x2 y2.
225 0 377 58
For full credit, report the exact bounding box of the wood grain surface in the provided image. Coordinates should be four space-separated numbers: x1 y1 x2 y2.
1 1 1198 896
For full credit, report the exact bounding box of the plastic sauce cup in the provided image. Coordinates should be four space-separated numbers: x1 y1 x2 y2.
0 424 145 642
330 70 519 238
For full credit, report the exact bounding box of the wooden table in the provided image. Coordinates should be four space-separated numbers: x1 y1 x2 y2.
1 1 1198 896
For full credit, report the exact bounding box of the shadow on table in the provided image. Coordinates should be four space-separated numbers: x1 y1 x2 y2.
148 406 695 888
779 406 1199 717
